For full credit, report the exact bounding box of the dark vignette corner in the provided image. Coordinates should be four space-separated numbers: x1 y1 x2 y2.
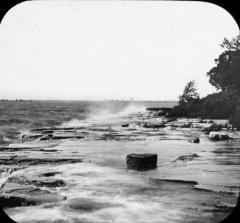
0 0 30 24
0 208 16 223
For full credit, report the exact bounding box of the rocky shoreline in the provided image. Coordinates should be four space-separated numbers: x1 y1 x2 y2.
0 107 239 222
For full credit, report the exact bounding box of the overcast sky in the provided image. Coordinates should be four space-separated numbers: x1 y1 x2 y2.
0 1 239 101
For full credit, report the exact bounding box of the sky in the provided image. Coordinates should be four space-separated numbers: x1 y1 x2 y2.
0 1 239 101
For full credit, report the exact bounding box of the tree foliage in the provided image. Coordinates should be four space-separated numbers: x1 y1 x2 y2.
178 80 200 105
171 34 240 126
207 35 240 93
172 90 239 119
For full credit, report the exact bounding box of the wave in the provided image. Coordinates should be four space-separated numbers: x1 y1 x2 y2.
60 104 146 128
88 104 146 120
0 118 30 125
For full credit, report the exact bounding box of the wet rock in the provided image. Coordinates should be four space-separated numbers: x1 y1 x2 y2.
146 107 173 117
188 137 200 143
151 178 198 186
143 123 166 129
39 149 58 152
146 107 172 113
209 132 232 141
0 146 30 151
36 179 65 187
40 134 53 140
39 171 62 177
31 128 49 132
179 123 192 128
99 133 130 141
175 154 200 162
40 133 84 140
202 124 223 134
130 178 199 196
22 134 43 142
41 130 54 134
52 135 84 140
0 156 82 167
126 153 157 171
31 127 80 133
0 195 37 207
7 176 66 188
0 182 66 208
146 107 162 112
214 203 235 212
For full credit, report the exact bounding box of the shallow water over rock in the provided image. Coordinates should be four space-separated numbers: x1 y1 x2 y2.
0 101 239 223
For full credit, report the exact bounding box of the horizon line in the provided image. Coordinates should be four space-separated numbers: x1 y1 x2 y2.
0 98 178 102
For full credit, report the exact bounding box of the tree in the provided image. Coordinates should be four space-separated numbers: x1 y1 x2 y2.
207 34 240 93
178 80 200 105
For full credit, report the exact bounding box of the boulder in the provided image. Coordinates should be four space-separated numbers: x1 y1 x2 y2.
126 153 157 171
188 137 200 143
209 132 232 141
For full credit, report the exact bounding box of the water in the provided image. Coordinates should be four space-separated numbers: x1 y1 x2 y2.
0 100 239 223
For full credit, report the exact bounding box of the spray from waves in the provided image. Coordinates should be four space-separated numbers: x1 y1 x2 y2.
59 104 146 128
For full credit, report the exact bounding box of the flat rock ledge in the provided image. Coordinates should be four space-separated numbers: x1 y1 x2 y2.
0 156 83 167
126 153 157 171
209 132 232 141
0 182 66 208
174 153 200 162
7 176 66 188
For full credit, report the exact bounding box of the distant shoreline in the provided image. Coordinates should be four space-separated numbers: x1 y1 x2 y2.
0 99 178 103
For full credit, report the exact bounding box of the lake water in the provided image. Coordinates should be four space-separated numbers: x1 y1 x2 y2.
0 100 239 223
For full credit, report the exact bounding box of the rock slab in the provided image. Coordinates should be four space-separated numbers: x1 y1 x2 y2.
209 132 232 141
188 137 200 143
126 153 157 171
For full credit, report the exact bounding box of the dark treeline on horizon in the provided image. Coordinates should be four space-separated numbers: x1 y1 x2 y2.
170 33 240 129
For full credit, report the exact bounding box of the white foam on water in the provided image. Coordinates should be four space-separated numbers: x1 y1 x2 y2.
60 104 146 128
8 206 67 223
59 118 91 128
